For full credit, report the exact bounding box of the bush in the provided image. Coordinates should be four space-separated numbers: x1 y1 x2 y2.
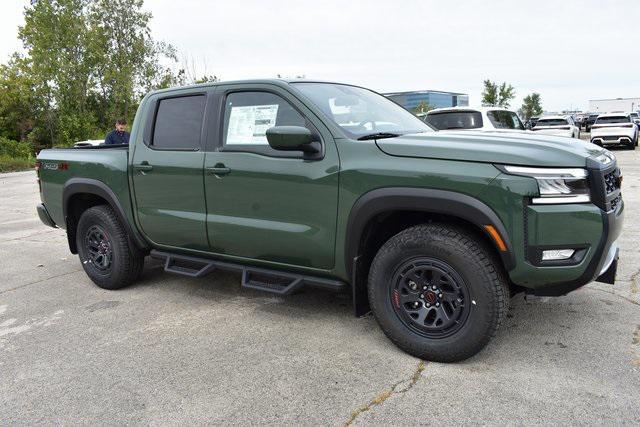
0 155 34 172
0 137 35 172
0 136 33 159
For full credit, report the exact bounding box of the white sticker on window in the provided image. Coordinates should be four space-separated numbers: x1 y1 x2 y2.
226 104 279 145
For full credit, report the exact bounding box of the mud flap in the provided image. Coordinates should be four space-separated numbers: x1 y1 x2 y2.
595 258 617 285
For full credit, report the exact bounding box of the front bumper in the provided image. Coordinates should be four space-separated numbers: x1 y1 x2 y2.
501 158 624 296
528 202 623 296
37 203 57 228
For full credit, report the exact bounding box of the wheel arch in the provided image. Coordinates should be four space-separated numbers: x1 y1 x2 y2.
345 187 515 316
63 178 148 254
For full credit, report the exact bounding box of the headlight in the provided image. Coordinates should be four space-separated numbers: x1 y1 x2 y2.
502 166 590 204
594 151 615 166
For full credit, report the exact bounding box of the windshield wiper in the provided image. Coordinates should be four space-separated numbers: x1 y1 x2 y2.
357 132 401 141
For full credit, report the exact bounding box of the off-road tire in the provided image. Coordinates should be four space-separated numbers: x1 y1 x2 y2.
76 205 144 290
368 223 509 362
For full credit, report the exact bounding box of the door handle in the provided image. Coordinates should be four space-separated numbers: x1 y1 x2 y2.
133 162 153 172
206 165 231 176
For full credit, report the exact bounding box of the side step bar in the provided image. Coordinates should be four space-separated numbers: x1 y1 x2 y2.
150 250 347 295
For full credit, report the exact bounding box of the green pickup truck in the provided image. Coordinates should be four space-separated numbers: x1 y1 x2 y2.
36 80 624 362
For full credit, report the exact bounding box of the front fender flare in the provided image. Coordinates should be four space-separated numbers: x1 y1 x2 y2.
345 187 516 277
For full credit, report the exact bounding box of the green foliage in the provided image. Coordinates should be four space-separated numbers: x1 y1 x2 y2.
0 137 35 172
0 137 33 159
0 0 193 154
0 156 35 173
413 101 434 115
520 93 543 120
482 80 516 108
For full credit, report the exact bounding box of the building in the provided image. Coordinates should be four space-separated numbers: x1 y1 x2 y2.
588 97 640 113
384 90 469 111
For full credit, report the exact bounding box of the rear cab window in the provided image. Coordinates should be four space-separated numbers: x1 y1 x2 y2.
595 116 630 124
425 111 483 130
535 118 568 127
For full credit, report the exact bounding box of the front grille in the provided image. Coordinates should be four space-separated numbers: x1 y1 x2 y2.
610 194 622 211
587 158 622 212
604 170 621 194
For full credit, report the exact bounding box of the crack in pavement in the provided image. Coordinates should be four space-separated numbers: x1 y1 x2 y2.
344 361 426 426
629 268 640 294
589 287 639 307
0 269 83 295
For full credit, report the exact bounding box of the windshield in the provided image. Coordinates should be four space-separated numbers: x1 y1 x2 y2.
292 83 433 138
535 118 568 127
425 111 483 130
487 110 524 130
595 116 630 124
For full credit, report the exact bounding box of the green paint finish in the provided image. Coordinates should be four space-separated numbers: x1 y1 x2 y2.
376 132 605 167
526 204 602 247
36 79 622 293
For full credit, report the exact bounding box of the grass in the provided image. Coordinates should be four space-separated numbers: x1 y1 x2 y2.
0 155 35 173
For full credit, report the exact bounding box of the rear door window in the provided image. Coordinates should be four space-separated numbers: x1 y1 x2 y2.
152 95 206 150
425 111 483 130
486 111 524 130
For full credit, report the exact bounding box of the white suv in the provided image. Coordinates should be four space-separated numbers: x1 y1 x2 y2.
531 115 580 139
424 107 525 132
590 113 638 149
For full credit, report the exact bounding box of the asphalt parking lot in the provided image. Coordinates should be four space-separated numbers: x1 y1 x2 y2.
1 148 639 425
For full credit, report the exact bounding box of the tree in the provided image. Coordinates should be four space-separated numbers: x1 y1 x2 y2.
413 100 433 115
0 55 40 144
481 79 515 108
519 93 543 120
15 0 181 148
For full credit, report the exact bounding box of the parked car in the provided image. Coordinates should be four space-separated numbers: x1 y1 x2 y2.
629 112 640 129
36 79 623 362
73 139 104 148
524 116 539 129
424 107 525 132
584 113 600 132
531 115 581 138
590 113 638 149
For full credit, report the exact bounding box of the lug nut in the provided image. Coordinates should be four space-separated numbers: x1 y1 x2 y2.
422 286 428 291
419 294 424 299
426 303 431 308
435 302 440 307
432 285 437 290
438 293 443 298
413 302 420 308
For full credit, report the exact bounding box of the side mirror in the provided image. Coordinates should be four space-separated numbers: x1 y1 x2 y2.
266 126 319 153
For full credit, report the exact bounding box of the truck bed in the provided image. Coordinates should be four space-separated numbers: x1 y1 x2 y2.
37 147 132 229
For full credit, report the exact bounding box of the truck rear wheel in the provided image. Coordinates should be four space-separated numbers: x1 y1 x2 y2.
368 223 508 362
76 205 144 290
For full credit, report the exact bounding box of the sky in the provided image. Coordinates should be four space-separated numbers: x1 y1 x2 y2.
1 0 639 112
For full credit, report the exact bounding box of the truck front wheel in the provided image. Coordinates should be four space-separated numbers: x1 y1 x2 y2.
76 205 144 290
368 223 509 362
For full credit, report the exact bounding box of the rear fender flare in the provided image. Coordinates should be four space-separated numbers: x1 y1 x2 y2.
63 178 148 253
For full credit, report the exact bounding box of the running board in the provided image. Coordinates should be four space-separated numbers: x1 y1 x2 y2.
150 250 347 295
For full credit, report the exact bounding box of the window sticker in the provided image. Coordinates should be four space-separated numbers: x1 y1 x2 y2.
227 104 279 145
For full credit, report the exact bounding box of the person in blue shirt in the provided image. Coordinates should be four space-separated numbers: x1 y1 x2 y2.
104 119 130 145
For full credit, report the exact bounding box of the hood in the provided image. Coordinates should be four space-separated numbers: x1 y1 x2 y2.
375 131 605 167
